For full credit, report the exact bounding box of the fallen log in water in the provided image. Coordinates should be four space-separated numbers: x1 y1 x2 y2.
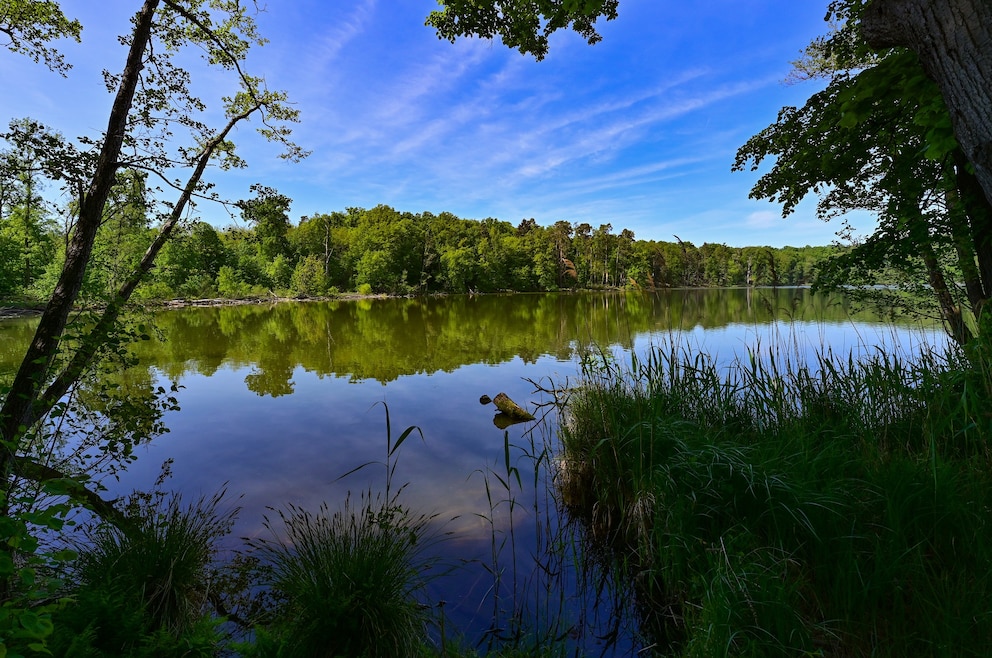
492 392 535 421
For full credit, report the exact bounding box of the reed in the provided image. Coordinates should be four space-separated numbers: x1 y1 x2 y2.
558 333 992 656
467 427 623 657
243 405 444 658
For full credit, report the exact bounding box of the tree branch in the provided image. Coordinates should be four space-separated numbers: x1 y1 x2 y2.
12 456 129 529
37 103 263 417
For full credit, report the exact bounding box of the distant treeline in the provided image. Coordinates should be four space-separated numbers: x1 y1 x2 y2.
0 180 840 301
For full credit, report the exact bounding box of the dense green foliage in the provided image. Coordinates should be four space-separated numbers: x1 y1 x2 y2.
559 335 992 655
0 187 840 301
428 0 618 61
735 7 992 345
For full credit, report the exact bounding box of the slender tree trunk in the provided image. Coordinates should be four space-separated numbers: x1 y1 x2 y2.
0 0 160 462
902 186 974 344
862 0 992 206
38 104 260 426
921 241 972 345
946 184 985 311
23 173 32 290
323 220 331 277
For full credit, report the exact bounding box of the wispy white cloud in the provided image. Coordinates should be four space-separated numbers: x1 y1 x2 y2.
746 210 780 229
310 0 377 72
496 76 778 184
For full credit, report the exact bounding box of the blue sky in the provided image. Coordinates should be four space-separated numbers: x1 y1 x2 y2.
1 1 873 248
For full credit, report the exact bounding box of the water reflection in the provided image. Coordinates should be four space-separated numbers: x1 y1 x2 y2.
0 290 943 653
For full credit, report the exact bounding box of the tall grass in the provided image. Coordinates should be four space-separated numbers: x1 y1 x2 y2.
244 406 444 658
558 334 992 656
246 489 440 658
468 427 630 657
50 483 236 656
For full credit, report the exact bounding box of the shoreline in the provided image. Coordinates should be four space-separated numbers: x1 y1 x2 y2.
1 285 805 321
0 294 387 321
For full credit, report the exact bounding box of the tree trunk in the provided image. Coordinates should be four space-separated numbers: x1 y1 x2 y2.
922 243 972 346
954 149 992 310
946 184 985 311
0 0 160 461
862 0 992 206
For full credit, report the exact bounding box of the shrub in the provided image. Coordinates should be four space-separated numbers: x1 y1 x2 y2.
217 265 251 298
290 255 327 297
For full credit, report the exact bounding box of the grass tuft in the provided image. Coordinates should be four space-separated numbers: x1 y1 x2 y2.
248 488 440 658
51 484 236 656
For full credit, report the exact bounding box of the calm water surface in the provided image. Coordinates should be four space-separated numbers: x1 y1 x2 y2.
0 289 946 652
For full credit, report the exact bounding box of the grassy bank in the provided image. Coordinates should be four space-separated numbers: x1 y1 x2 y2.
557 335 992 655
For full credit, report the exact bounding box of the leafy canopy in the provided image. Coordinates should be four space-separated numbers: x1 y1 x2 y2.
0 0 81 74
427 0 619 60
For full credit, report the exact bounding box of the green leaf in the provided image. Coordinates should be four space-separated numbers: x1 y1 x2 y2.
838 110 860 128
17 610 53 638
0 552 15 577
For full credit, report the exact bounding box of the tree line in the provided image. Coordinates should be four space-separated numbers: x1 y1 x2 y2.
0 166 838 301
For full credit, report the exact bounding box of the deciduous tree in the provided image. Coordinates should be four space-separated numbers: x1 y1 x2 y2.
0 0 303 530
735 13 992 344
237 183 293 263
427 0 618 60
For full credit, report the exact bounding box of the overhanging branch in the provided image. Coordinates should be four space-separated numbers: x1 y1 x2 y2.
12 456 130 529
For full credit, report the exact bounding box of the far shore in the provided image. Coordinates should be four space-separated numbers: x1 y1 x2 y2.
0 291 463 321
0 285 807 322
0 294 377 321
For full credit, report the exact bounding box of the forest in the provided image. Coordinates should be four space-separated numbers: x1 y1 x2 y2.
0 171 837 301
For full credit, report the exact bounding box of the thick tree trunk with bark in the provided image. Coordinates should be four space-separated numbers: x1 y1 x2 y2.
862 0 992 206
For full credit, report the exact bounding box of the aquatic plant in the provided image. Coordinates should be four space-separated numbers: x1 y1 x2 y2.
243 405 443 658
557 334 992 656
247 490 439 658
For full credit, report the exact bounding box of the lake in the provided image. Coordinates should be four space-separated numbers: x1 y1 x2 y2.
0 289 946 653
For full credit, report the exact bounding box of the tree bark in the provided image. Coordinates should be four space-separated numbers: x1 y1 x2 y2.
862 0 992 206
954 149 992 309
